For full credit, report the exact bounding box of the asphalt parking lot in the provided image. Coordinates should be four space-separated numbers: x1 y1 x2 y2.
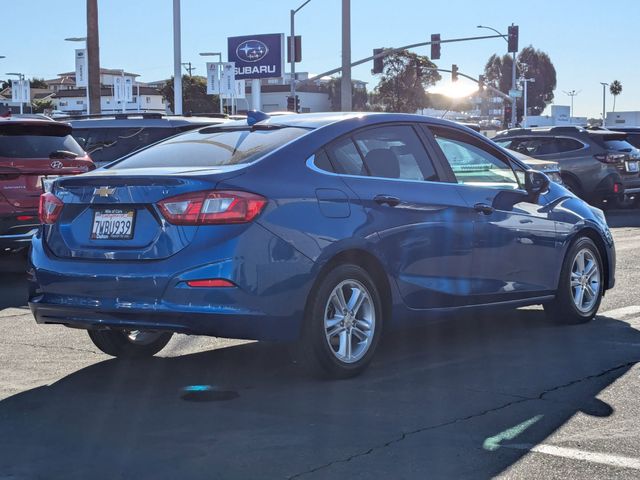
1 210 640 479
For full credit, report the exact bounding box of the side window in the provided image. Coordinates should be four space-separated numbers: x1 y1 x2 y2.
353 125 437 181
432 129 520 189
325 137 366 175
313 148 334 172
555 138 584 153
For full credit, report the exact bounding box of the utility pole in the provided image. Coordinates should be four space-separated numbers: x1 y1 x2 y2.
181 62 195 77
173 0 183 115
86 0 101 114
340 0 351 111
563 89 580 121
600 82 609 126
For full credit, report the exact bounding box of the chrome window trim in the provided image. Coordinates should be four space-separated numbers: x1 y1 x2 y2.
305 154 450 185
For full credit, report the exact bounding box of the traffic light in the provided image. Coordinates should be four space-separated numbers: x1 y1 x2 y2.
451 64 458 82
287 35 302 63
295 95 300 113
287 95 295 112
372 48 384 74
504 104 513 126
430 34 441 60
508 25 519 53
478 74 485 91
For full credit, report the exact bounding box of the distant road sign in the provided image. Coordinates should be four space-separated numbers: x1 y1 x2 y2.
509 89 522 98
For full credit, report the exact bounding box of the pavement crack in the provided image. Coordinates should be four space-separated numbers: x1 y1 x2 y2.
288 360 640 479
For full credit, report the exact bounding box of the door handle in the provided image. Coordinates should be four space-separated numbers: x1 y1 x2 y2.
474 203 495 215
374 195 401 207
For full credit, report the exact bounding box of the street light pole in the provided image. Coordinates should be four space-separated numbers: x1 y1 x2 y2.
477 24 517 128
600 82 609 126
173 0 183 115
289 0 311 105
520 77 535 127
340 0 352 111
200 52 223 114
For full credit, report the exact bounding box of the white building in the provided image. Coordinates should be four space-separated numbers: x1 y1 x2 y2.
606 111 640 128
47 68 165 114
525 105 587 127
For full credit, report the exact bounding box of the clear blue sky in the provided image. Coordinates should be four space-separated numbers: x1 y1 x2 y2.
3 0 638 117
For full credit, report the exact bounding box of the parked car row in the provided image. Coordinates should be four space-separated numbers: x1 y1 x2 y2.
493 125 640 208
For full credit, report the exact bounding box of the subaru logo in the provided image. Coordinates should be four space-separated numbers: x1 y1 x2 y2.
50 160 64 170
236 40 269 63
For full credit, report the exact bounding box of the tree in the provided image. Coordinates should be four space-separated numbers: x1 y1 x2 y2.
31 99 54 113
373 50 441 113
610 80 622 112
484 46 557 120
161 75 220 114
29 78 48 89
327 78 368 111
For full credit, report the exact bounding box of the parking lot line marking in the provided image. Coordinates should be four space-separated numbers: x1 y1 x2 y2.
483 415 544 451
599 306 640 319
506 443 640 470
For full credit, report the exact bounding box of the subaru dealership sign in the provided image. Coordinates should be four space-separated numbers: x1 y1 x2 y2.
228 34 284 79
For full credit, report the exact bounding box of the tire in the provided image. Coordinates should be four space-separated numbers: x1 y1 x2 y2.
544 237 604 324
88 329 173 358
562 176 582 198
297 264 383 379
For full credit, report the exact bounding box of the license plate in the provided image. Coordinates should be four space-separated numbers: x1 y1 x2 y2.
626 161 639 173
91 208 136 240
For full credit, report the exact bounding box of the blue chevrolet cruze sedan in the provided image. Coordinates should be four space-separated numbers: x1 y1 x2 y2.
29 112 616 378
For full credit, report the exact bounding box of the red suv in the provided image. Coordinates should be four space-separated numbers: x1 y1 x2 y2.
0 117 94 252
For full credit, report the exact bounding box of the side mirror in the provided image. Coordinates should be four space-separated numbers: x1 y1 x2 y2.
524 169 550 196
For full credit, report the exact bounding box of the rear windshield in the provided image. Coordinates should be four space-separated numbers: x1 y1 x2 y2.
603 139 637 152
0 124 85 159
109 127 308 169
73 127 179 164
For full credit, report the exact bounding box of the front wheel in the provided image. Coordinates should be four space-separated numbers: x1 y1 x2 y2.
297 264 383 379
544 237 603 324
88 329 173 358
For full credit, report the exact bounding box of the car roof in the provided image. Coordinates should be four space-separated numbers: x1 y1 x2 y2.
218 111 479 131
68 115 228 129
0 117 72 134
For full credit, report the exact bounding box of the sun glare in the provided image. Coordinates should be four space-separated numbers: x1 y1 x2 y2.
428 79 479 99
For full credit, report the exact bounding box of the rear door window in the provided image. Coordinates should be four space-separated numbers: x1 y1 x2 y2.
320 124 438 181
109 127 308 169
352 125 437 181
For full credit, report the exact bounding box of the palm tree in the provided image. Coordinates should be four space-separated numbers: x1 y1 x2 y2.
610 80 623 112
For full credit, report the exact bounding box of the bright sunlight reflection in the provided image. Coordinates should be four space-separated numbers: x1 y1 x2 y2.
428 79 479 99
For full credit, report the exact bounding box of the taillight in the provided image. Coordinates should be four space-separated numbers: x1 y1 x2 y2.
157 190 267 225
38 192 63 224
594 153 627 164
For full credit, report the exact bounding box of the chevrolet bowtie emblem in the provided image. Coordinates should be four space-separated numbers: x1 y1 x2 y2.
94 186 116 197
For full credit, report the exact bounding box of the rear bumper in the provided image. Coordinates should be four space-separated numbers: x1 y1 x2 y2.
29 299 300 341
28 225 316 341
0 213 39 250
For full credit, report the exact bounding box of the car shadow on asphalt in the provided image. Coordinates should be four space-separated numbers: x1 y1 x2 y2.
0 310 639 479
0 253 28 309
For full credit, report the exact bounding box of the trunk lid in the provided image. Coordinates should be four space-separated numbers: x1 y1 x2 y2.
46 166 245 260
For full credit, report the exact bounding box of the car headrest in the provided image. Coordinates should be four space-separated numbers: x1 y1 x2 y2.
364 148 400 179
